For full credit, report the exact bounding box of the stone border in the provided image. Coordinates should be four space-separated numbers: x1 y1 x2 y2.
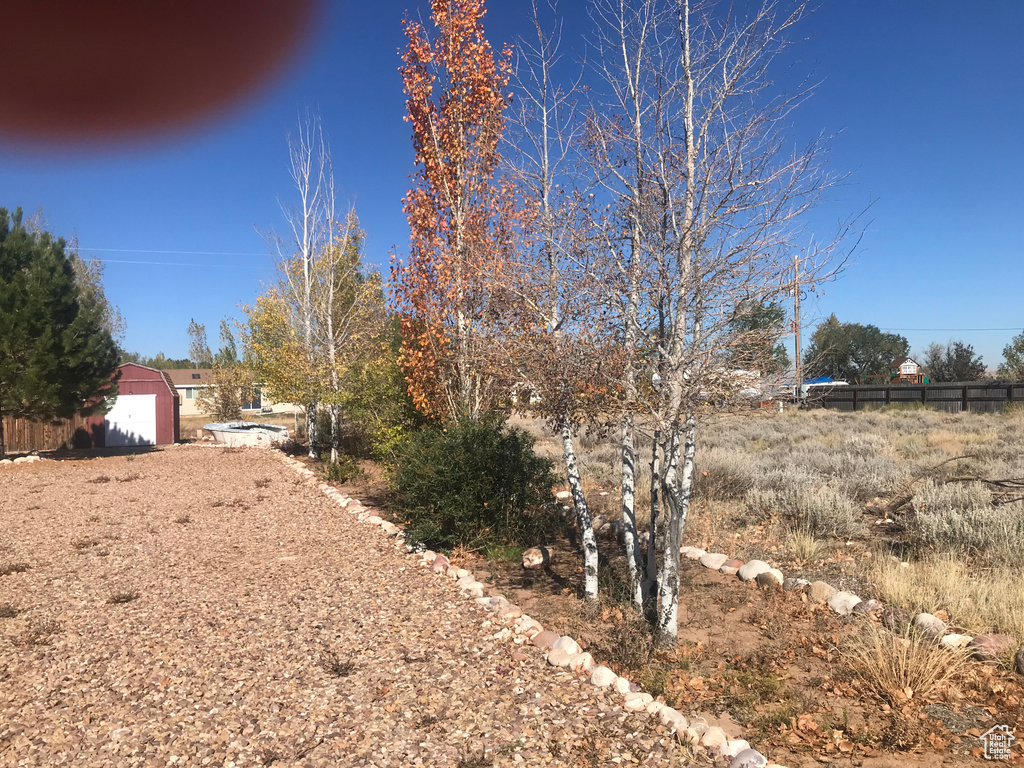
678 545 1024 674
270 449 781 768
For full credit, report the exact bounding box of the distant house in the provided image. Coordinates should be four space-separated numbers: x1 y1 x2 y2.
164 368 297 417
889 357 928 384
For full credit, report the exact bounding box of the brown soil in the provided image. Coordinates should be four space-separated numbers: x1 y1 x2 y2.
443 528 1024 768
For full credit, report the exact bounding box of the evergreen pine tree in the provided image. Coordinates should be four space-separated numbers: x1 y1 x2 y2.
0 207 121 458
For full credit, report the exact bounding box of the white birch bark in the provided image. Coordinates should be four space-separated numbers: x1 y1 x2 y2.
657 413 695 639
563 421 599 599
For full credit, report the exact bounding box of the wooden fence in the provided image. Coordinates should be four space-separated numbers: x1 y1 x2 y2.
813 381 1024 413
2 414 98 453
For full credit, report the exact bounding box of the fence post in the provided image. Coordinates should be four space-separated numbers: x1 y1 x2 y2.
963 385 969 413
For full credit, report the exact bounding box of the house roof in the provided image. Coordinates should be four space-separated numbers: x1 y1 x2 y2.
889 357 918 369
165 368 213 386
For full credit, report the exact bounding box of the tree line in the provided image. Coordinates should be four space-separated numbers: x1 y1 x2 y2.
802 313 1024 383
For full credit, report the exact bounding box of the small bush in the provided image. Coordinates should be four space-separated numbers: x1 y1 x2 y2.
788 530 825 563
319 454 363 484
319 649 357 677
910 480 1024 561
71 426 92 449
0 603 18 618
483 544 524 562
175 514 192 525
843 621 970 706
16 619 60 646
0 562 30 576
744 481 864 539
108 590 140 604
693 447 757 501
390 416 559 551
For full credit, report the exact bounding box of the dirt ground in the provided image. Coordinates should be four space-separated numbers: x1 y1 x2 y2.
0 447 691 767
455 531 1024 768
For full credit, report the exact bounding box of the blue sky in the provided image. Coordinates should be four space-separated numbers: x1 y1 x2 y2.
1 1 1021 368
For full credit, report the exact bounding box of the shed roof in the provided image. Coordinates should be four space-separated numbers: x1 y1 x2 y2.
116 363 177 397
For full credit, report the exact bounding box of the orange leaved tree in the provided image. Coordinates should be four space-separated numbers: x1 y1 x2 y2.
391 0 514 421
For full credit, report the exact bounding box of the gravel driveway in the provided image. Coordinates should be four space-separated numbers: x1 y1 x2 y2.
0 447 688 767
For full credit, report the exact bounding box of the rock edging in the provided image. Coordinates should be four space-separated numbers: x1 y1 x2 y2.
679 545 1024 676
272 451 783 768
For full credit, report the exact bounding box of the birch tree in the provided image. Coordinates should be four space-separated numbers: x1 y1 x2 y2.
503 0 612 599
266 112 336 457
588 0 857 639
246 209 384 462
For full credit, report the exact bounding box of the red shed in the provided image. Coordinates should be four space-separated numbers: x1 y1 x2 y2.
88 363 180 447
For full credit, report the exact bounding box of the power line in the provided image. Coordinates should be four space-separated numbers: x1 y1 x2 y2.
97 259 238 268
880 327 1023 332
81 247 267 257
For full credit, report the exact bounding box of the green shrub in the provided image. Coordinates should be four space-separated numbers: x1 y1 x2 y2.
390 416 559 550
319 453 363 484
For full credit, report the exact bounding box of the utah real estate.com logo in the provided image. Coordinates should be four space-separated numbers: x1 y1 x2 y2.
981 725 1016 761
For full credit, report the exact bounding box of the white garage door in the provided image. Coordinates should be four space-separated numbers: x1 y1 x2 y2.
105 394 158 447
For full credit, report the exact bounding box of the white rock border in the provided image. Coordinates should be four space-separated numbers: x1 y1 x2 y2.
684 538 1024 677
266 450 790 768
269 448 1024 766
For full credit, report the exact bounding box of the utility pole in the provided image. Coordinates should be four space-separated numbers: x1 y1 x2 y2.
794 251 801 397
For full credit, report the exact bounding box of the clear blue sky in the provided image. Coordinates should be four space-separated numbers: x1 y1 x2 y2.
1 1 1021 368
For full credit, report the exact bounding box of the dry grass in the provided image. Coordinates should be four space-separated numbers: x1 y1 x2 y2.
869 555 1024 645
843 620 971 706
788 530 825 563
108 590 140 605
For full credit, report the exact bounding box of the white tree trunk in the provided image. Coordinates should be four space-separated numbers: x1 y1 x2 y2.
620 414 644 606
562 421 598 600
329 405 339 464
658 414 696 641
644 429 661 605
306 400 318 459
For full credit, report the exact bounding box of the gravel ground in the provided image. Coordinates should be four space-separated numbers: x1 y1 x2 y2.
0 447 690 767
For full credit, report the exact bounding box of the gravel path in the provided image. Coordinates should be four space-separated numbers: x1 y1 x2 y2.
0 447 689 767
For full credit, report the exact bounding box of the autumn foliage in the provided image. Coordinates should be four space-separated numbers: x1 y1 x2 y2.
391 0 515 420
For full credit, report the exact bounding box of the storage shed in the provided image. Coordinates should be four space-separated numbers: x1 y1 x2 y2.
88 363 180 447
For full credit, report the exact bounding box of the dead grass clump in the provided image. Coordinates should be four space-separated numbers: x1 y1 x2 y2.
254 477 272 489
319 649 357 677
788 530 825 563
0 562 31 576
175 514 192 525
72 537 100 550
0 603 19 618
843 621 970 706
869 555 1024 645
88 475 112 484
16 619 61 646
108 590 140 604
